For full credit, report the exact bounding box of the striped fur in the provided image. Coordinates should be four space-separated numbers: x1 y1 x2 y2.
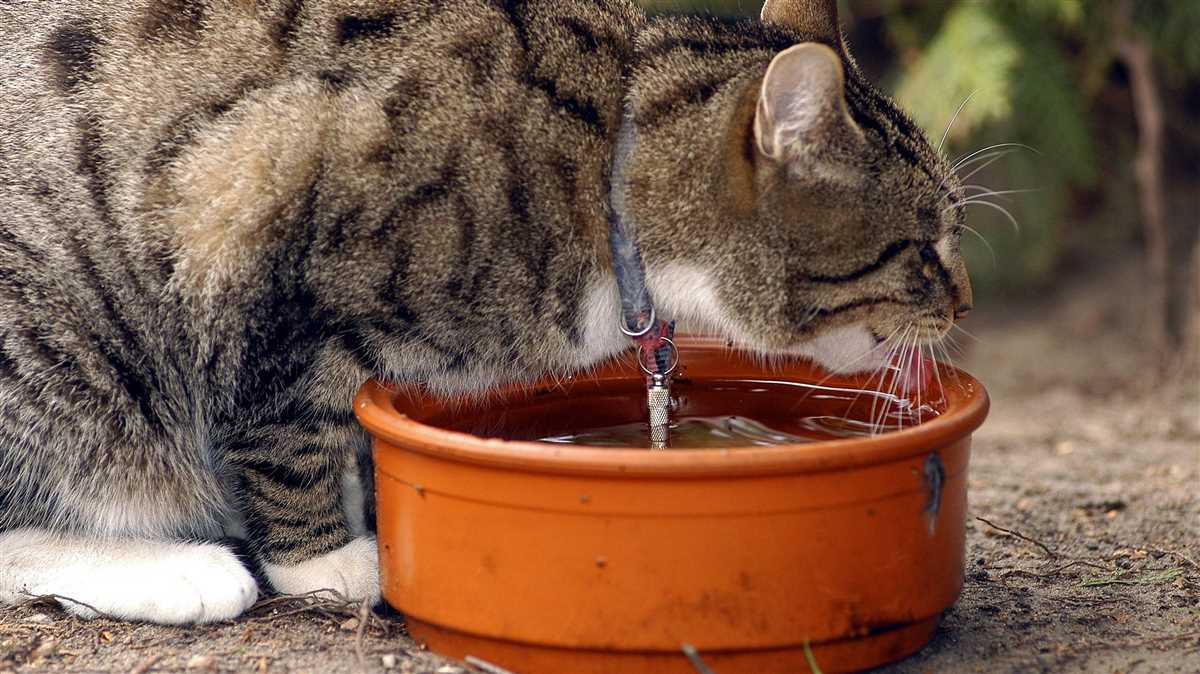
0 0 971 619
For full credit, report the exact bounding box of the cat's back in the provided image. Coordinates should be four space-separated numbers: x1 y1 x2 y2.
0 0 648 402
0 0 646 259
0 0 646 167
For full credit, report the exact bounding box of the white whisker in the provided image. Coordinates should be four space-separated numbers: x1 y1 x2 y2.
951 323 980 342
947 149 1016 185
806 324 902 389
950 142 1041 173
938 150 1012 193
878 328 910 435
914 343 923 425
948 199 1022 234
959 224 998 267
838 325 905 422
938 90 979 155
870 326 907 435
954 149 1018 184
941 333 967 361
896 328 916 419
954 187 1041 202
933 339 960 387
955 183 999 195
929 342 944 398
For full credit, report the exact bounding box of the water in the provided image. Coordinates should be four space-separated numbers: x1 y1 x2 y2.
425 377 948 450
540 415 813 448
537 378 944 448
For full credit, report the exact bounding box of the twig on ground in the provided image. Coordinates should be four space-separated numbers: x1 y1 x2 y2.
803 641 825 674
999 560 1111 579
975 517 1057 558
262 605 340 622
1078 567 1184 588
245 592 370 628
353 598 370 668
128 654 163 674
243 592 400 645
18 593 111 621
464 655 519 674
681 644 716 674
1148 547 1199 569
247 590 352 615
1110 631 1200 650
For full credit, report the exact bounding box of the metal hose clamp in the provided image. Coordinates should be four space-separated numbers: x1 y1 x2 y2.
619 307 657 338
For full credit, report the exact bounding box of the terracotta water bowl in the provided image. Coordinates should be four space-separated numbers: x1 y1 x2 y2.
355 336 989 673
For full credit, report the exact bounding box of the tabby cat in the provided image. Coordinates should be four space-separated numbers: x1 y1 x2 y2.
0 0 972 623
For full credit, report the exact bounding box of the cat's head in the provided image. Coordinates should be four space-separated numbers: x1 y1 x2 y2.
634 0 972 373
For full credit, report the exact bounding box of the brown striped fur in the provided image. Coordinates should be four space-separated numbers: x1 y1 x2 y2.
0 0 971 620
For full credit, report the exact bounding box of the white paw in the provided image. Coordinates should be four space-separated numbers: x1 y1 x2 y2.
0 530 259 625
57 542 259 624
264 536 379 604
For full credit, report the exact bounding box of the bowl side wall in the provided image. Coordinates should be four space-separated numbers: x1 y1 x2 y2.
374 435 969 651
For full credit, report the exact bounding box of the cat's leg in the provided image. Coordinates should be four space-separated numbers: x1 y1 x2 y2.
230 399 379 603
0 385 260 623
0 528 258 624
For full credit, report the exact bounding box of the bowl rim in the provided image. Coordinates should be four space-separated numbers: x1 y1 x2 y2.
356 340 990 478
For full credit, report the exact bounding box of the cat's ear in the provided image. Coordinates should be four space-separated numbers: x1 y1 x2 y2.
753 43 860 161
761 0 840 44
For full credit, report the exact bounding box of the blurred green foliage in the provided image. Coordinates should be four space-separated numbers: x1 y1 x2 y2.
890 1 1101 290
635 0 1200 295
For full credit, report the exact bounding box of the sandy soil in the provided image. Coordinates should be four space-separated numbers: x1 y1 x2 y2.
2 262 1197 674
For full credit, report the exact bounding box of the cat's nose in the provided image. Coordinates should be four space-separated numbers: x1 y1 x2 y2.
953 302 973 320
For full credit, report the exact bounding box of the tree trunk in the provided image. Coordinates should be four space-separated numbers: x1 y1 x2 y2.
1117 6 1174 360
1192 235 1200 368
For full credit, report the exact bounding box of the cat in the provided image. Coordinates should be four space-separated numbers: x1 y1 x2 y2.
0 0 972 624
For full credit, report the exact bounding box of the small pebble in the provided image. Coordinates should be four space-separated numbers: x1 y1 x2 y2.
26 613 52 624
339 617 359 631
381 654 398 669
186 654 216 671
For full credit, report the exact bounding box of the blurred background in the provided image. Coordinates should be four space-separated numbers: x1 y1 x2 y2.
641 0 1200 368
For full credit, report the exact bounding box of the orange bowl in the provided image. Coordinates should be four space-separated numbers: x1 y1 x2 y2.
355 337 989 673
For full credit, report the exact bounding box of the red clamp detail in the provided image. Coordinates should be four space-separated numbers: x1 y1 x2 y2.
633 320 675 379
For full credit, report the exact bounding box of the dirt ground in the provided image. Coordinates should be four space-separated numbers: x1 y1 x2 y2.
1 261 1197 674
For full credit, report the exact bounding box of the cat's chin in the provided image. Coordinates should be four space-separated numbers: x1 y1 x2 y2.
784 325 890 375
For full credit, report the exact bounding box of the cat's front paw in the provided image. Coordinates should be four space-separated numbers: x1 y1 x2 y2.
263 536 380 603
56 540 258 624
